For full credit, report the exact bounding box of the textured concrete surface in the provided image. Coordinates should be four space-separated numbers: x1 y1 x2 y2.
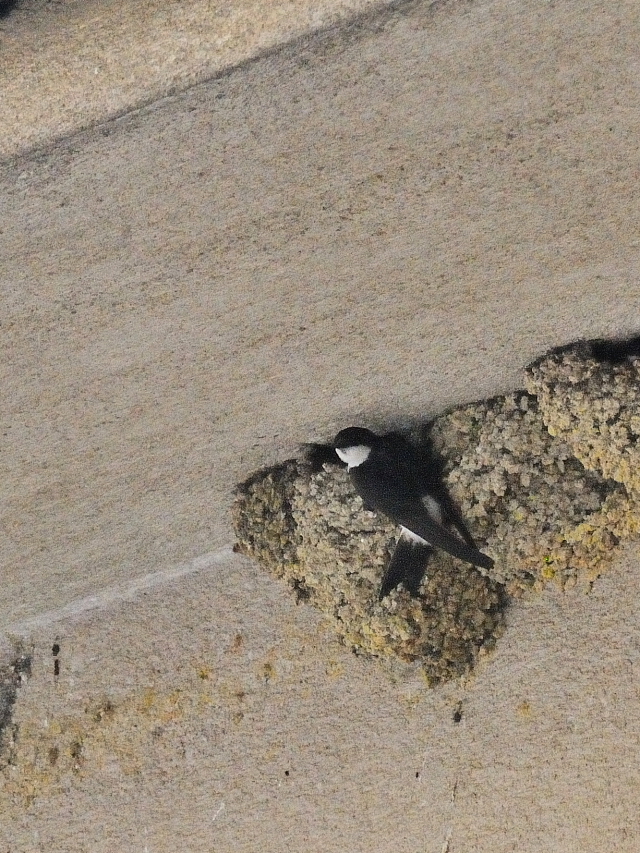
4 547 640 851
2 0 640 848
0 0 376 159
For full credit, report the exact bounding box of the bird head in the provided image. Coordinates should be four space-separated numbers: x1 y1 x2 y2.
333 426 377 468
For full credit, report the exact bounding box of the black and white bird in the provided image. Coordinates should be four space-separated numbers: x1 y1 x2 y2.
332 426 494 599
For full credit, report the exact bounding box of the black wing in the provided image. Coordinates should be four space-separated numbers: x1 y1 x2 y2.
350 451 494 571
399 504 494 570
401 431 480 550
379 434 477 545
422 484 479 550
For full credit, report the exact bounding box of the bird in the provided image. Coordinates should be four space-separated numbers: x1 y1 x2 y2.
332 426 494 599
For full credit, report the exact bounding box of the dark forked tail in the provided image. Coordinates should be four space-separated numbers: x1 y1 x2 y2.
380 535 433 599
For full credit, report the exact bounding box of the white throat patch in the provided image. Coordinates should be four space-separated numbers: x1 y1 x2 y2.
335 445 371 469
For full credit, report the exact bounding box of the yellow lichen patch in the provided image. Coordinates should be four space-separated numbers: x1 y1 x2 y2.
516 700 533 718
261 661 276 683
324 659 344 678
0 678 223 809
86 696 117 724
196 664 212 681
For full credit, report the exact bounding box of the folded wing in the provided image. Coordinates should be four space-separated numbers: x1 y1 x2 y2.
400 506 494 570
350 452 494 571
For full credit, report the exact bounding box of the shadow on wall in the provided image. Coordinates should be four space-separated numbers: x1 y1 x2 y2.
0 0 21 18
578 335 640 364
0 646 32 763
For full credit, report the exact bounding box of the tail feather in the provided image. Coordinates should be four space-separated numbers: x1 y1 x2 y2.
379 535 433 599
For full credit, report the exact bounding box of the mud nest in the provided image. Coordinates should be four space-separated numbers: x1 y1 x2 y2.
232 341 640 684
233 460 506 685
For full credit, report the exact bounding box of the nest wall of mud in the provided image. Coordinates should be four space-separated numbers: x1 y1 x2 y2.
233 342 640 684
